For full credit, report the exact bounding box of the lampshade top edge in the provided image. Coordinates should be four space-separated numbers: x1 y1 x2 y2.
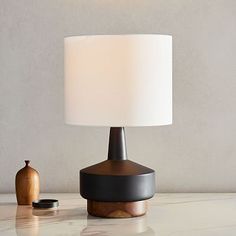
64 34 172 41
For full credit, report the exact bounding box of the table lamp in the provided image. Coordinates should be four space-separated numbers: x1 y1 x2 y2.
64 34 172 218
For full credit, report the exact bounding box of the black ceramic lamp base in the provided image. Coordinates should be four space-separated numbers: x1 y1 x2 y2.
80 127 155 218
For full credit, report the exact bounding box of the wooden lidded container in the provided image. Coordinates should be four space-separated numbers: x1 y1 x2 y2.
15 160 40 205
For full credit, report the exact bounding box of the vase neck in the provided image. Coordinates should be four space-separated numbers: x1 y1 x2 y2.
25 160 30 167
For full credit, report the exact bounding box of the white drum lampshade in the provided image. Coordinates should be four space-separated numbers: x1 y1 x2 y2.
64 34 172 127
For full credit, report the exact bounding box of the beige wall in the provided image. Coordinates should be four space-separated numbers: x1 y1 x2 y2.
0 0 236 193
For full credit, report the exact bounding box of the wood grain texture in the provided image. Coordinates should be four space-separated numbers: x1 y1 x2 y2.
87 200 147 218
15 160 40 205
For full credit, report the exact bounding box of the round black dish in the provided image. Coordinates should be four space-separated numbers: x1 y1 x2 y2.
32 199 59 208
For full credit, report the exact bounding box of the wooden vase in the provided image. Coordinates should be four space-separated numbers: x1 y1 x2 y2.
15 160 40 205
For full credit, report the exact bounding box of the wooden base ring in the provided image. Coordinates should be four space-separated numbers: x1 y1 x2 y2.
87 200 147 218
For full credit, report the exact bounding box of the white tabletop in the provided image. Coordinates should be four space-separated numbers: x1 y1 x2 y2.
0 193 236 236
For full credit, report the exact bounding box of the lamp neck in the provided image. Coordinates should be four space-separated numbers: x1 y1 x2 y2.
108 127 127 161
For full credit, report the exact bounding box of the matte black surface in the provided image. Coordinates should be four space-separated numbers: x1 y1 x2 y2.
32 199 59 208
80 127 156 202
80 165 155 202
108 127 127 160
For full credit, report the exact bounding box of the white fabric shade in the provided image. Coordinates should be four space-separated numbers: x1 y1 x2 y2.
64 34 172 127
